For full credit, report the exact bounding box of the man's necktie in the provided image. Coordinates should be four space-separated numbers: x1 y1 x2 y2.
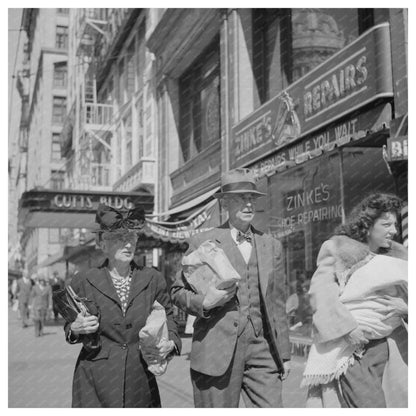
236 230 253 244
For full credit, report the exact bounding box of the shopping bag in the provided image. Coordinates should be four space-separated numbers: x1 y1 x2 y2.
182 240 241 295
139 301 170 376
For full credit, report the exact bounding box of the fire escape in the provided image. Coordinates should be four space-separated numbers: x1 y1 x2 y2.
72 8 115 190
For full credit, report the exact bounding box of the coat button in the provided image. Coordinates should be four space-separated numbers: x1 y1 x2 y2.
234 322 238 327
121 343 127 350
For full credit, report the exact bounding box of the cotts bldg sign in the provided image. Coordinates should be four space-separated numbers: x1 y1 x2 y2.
231 23 393 169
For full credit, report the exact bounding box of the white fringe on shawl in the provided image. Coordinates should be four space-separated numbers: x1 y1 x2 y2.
302 255 407 387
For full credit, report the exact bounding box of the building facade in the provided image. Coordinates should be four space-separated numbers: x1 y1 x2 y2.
15 8 70 276
148 8 408 344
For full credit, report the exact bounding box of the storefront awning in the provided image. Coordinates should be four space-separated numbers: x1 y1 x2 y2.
147 198 220 241
151 186 220 219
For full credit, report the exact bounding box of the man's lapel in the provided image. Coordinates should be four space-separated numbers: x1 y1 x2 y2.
254 231 271 299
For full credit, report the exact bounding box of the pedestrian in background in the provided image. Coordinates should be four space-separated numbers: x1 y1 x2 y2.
30 275 53 337
303 193 408 407
50 272 64 321
15 270 33 327
65 204 181 407
171 168 291 407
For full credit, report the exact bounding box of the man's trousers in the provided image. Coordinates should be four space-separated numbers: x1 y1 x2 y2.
191 322 283 407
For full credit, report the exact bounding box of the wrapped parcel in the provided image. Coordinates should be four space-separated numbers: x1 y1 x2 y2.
139 301 169 376
182 240 241 295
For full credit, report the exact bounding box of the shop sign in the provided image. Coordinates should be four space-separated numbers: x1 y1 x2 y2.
52 194 135 210
274 183 343 238
387 136 408 161
268 156 343 240
251 104 391 178
231 23 393 169
21 190 153 213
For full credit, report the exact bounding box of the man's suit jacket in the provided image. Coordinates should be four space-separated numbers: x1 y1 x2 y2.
170 222 290 377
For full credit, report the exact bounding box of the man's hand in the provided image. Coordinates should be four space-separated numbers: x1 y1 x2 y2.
202 283 237 310
70 313 99 335
280 360 291 380
344 327 368 346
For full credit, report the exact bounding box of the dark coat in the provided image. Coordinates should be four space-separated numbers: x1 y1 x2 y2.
65 260 181 408
170 222 290 377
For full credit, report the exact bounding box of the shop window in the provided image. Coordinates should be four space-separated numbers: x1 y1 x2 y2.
253 9 363 105
265 153 342 338
51 133 62 160
50 170 65 190
341 147 396 215
53 62 67 88
55 26 68 49
261 145 398 339
52 96 66 124
252 9 293 105
291 9 359 83
179 37 220 162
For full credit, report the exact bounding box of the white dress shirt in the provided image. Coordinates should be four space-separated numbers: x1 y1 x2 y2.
230 224 253 264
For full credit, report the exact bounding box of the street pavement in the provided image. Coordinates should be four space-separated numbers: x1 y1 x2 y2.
8 308 307 407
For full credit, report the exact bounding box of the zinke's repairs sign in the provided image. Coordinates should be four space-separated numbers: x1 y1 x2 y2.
231 23 393 169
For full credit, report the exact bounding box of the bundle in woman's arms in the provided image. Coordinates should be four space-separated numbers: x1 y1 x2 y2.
182 240 241 295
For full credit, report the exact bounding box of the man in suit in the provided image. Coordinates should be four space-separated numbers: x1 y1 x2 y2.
16 270 33 328
170 168 291 407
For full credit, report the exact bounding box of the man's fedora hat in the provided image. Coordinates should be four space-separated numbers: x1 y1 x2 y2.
214 168 266 198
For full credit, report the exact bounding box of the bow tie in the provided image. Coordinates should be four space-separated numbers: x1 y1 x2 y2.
236 230 253 244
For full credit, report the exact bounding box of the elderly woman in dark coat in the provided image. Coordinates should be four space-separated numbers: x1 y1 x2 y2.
64 204 181 408
302 193 407 407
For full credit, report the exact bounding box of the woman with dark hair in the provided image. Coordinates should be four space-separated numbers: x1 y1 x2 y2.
302 193 408 408
64 204 181 407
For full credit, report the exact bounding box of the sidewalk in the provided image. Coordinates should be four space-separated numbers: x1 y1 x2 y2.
8 308 307 407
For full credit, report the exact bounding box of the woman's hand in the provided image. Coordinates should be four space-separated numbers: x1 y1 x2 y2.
70 313 99 335
376 295 408 319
